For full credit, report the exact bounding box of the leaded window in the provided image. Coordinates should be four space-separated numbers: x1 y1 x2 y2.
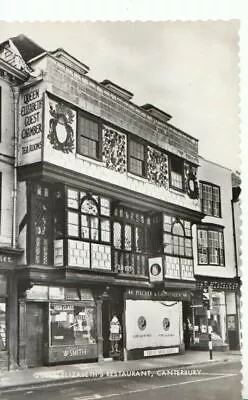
67 189 110 244
112 206 148 276
128 140 146 177
198 227 224 266
163 214 193 257
77 114 100 159
33 184 50 265
170 156 184 190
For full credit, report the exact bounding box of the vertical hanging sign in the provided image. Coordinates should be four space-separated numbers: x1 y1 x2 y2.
19 85 44 165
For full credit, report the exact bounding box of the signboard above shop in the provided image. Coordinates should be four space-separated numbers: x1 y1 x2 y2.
125 288 192 301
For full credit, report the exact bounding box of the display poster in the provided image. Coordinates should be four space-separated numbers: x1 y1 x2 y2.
19 85 44 165
125 299 182 350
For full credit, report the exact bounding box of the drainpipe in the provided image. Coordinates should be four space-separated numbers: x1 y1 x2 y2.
11 86 20 249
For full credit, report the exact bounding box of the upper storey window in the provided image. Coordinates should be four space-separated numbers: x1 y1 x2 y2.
128 140 146 177
77 114 101 160
199 182 221 217
170 156 184 191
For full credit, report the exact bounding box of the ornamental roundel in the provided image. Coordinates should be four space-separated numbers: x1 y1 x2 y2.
138 316 147 331
184 163 199 200
162 317 170 331
48 101 75 153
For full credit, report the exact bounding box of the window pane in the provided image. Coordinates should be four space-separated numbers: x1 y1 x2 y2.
113 222 122 249
198 230 208 264
100 198 110 216
129 158 143 176
90 217 99 241
129 141 144 160
124 225 132 251
163 214 172 232
179 236 185 256
185 238 193 257
50 303 97 346
172 222 184 236
67 189 78 208
0 302 6 350
78 116 99 140
81 198 98 215
81 215 89 239
173 236 179 255
135 227 144 252
68 212 79 237
78 137 98 159
101 219 110 242
171 171 183 189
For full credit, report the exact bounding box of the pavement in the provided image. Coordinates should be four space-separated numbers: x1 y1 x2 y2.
0 350 241 393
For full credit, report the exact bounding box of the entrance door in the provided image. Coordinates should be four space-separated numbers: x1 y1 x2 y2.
227 314 239 350
26 303 45 367
102 300 111 358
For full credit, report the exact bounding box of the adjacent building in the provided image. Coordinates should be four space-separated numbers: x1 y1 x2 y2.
0 34 241 370
191 157 240 351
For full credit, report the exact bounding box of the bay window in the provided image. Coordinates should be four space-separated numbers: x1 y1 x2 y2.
163 215 192 257
67 189 110 244
113 206 148 276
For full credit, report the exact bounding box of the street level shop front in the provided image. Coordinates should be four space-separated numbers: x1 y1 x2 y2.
123 287 194 360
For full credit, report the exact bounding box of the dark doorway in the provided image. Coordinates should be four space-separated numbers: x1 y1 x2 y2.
227 314 240 350
102 295 123 359
26 302 45 367
182 301 193 350
102 300 111 358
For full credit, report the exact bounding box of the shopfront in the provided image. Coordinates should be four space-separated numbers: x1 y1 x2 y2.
123 287 193 360
191 279 240 350
0 273 7 370
20 285 100 367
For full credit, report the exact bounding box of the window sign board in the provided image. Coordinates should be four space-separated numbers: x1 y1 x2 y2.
18 84 44 165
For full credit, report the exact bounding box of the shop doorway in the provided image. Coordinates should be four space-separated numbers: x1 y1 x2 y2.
182 301 193 350
26 303 45 367
102 298 123 358
227 314 239 350
102 300 111 358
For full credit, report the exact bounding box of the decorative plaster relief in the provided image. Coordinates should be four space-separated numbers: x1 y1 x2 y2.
102 125 127 173
184 162 199 200
48 99 75 153
147 146 168 188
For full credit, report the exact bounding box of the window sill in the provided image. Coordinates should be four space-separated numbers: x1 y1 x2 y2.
127 172 147 183
76 153 103 167
198 264 225 267
169 187 186 197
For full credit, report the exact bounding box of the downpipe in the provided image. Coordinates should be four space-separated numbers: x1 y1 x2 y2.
11 86 20 249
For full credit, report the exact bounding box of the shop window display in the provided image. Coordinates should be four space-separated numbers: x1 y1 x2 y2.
50 303 97 346
192 291 227 346
0 302 6 350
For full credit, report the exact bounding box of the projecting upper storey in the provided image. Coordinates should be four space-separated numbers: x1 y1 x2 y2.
0 35 201 214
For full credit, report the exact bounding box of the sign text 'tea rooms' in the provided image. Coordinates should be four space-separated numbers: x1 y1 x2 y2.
19 86 43 165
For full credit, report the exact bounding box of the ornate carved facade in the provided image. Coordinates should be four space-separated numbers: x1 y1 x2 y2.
102 126 127 173
147 146 169 188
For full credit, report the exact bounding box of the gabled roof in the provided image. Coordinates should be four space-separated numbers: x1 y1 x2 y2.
0 34 46 62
